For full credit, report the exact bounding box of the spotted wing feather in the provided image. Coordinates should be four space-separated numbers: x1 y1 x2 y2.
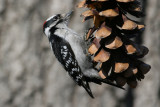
49 34 83 84
49 34 94 98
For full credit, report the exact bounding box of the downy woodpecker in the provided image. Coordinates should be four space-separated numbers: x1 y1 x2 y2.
43 11 124 98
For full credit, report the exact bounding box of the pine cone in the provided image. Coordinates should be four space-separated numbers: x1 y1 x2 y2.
77 0 151 88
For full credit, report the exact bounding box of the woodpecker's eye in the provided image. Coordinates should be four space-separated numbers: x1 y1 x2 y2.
54 17 58 20
53 14 60 21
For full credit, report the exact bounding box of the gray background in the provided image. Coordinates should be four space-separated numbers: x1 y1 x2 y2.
0 0 160 107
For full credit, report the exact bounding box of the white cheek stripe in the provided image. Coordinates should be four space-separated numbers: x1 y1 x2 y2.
45 27 50 38
46 15 56 21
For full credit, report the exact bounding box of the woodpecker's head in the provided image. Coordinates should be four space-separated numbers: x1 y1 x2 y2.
43 11 73 36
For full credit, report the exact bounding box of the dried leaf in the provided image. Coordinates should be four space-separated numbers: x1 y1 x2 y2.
134 7 142 12
81 10 94 17
99 9 119 17
125 44 136 54
95 24 112 38
77 0 86 8
82 16 93 22
93 16 106 28
105 36 123 49
122 20 137 30
116 0 135 3
82 10 98 22
126 42 148 56
87 2 102 9
92 38 101 47
86 27 96 40
115 62 129 73
99 70 107 79
138 24 145 29
88 44 99 54
94 49 110 62
133 68 138 74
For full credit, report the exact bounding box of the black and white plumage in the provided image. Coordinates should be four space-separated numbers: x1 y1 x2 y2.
43 11 124 98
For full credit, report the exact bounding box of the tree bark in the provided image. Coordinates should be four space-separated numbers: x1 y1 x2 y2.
134 0 160 107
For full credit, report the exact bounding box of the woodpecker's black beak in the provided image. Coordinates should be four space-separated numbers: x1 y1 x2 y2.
62 11 73 24
65 11 73 18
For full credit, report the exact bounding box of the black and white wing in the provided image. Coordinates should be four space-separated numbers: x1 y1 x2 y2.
49 34 94 98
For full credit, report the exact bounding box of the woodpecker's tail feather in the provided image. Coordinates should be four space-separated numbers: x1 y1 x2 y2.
81 81 94 98
100 79 125 90
83 73 125 90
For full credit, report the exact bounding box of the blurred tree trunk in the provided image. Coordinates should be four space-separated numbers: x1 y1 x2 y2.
134 0 160 107
0 0 159 107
